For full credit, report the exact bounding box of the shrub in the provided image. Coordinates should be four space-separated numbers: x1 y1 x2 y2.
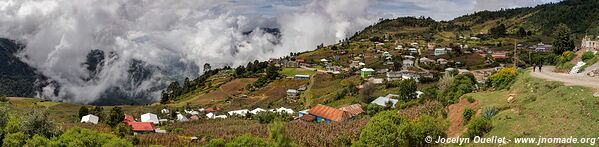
0 94 7 102
582 51 596 61
2 132 28 147
25 135 51 146
252 112 292 124
463 108 474 123
78 106 89 119
107 107 125 128
464 117 493 138
225 134 268 147
365 103 385 116
268 121 293 147
407 115 448 146
488 67 518 90
355 111 406 146
557 51 575 64
207 138 226 147
481 107 498 120
465 96 475 103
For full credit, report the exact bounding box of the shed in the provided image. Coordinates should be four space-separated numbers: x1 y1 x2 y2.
360 68 375 78
371 96 399 108
338 104 364 118
127 122 154 133
141 113 159 124
161 109 170 114
177 113 189 122
81 114 99 124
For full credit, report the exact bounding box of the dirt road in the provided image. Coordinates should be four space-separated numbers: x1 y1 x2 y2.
530 66 599 89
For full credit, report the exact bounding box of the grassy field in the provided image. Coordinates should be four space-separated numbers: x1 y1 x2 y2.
279 68 317 77
462 71 599 142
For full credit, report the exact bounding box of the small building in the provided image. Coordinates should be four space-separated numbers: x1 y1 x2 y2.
320 59 329 63
491 52 509 60
275 107 294 114
338 104 364 118
360 68 375 78
214 115 228 119
124 114 135 123
382 51 391 58
437 58 448 65
371 96 399 108
368 78 384 84
419 57 434 64
81 114 99 124
386 71 402 81
177 113 189 122
228 109 249 117
250 108 266 114
161 108 170 114
127 122 154 134
402 59 414 68
294 75 310 80
532 42 553 52
307 105 349 123
434 48 447 56
287 89 299 96
206 107 222 113
185 110 199 116
400 70 420 81
408 48 418 54
141 113 159 124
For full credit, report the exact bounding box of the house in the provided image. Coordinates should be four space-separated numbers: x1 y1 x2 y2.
532 42 553 52
400 70 420 81
294 75 310 80
185 110 199 115
416 91 424 99
307 105 350 123
582 36 599 52
250 108 266 114
338 104 364 118
228 109 249 117
326 66 341 72
382 51 391 58
275 107 294 114
141 113 159 124
214 115 228 119
403 55 415 60
368 78 384 84
402 59 414 68
395 45 404 50
408 48 418 54
284 60 299 68
419 57 435 64
161 108 170 114
434 48 447 56
350 61 361 68
124 114 135 122
81 114 99 124
491 51 508 60
320 59 329 63
177 113 189 122
287 89 299 96
128 122 154 134
386 71 402 81
437 58 448 65
206 113 215 119
360 68 375 78
371 96 399 108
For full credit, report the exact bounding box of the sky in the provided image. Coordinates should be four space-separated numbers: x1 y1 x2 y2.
0 0 559 103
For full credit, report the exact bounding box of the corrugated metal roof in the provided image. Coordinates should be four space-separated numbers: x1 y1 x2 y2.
308 105 347 122
127 122 154 132
300 114 315 122
338 104 364 117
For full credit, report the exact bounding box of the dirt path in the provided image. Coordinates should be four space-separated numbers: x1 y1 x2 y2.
529 66 599 89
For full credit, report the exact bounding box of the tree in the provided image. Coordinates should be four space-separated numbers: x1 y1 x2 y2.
114 123 133 138
107 107 124 127
359 82 376 103
268 121 293 147
552 23 575 54
397 79 417 101
407 115 448 146
2 132 28 147
21 109 59 138
204 63 212 72
25 135 51 146
463 108 475 123
0 94 7 102
225 134 268 147
78 106 89 119
489 24 507 38
355 111 407 146
464 117 493 139
53 128 132 147
517 27 527 37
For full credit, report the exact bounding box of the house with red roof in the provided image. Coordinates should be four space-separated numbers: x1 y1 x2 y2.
305 104 350 124
127 122 155 134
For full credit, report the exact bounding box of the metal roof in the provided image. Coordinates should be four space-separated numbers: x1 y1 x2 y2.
308 105 348 122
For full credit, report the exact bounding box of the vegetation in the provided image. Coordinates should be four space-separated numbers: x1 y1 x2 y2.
462 108 474 123
464 117 493 139
396 79 417 101
355 111 447 146
552 24 575 54
107 107 125 127
252 111 293 124
488 67 518 90
437 74 477 105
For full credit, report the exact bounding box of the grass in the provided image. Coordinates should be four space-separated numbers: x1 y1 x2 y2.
463 71 599 140
279 68 317 77
578 56 599 73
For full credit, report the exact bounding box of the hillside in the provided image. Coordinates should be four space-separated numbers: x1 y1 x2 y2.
0 39 47 97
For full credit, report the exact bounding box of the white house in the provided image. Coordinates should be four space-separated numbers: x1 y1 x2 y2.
141 113 160 124
177 113 189 122
185 110 199 115
214 115 228 119
402 59 414 68
250 108 266 114
287 89 299 96
81 114 99 124
206 113 215 119
371 96 399 108
161 109 170 114
228 109 249 117
275 107 294 114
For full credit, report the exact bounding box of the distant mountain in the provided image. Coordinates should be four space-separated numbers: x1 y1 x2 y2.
0 38 47 97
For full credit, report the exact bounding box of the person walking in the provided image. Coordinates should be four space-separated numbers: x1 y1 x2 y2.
532 63 536 72
538 62 543 72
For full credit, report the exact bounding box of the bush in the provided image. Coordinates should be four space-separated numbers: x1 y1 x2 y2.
2 132 28 147
252 111 292 124
78 106 89 119
0 94 7 102
268 121 293 147
53 128 133 146
463 108 474 123
582 51 596 61
20 109 59 138
465 96 475 103
355 111 406 146
557 51 575 64
488 67 518 90
25 135 51 146
407 115 448 146
107 107 125 127
464 117 493 138
225 134 268 147
365 103 385 116
481 107 498 120
207 138 226 147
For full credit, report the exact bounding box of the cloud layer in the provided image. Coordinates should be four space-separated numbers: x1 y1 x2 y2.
0 0 375 104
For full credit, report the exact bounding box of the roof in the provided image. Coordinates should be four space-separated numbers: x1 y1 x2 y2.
81 114 99 124
308 105 347 122
294 75 310 78
250 108 266 114
287 89 298 93
361 68 375 72
141 113 159 124
338 104 364 117
371 97 399 108
300 114 316 122
206 107 222 112
124 114 135 122
127 122 154 132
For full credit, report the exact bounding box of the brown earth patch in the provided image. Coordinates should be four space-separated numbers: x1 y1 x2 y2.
447 97 479 137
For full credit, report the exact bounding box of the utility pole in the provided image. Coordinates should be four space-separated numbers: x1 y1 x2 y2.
513 39 517 67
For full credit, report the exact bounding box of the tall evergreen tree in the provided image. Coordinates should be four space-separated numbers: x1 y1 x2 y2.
552 23 575 54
